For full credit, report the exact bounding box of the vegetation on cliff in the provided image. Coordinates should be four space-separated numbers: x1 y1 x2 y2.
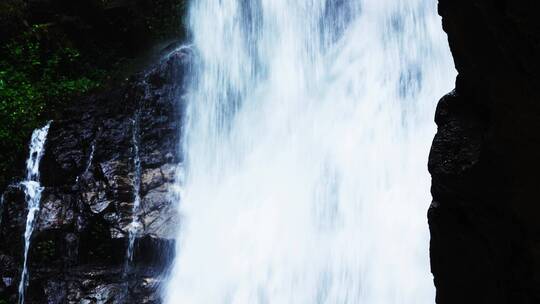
0 0 187 189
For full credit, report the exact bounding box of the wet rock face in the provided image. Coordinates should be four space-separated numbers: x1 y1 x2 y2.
0 47 189 303
430 1 540 303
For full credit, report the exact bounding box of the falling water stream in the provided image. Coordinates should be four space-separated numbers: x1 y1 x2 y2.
127 113 143 266
18 122 51 304
0 192 5 227
84 143 96 175
166 0 455 303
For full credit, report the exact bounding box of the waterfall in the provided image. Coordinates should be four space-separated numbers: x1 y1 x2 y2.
166 0 455 303
127 113 143 266
0 191 5 226
18 122 51 304
84 143 96 175
75 141 96 184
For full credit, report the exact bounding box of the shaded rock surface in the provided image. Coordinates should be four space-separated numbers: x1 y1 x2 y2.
0 46 189 303
429 1 540 303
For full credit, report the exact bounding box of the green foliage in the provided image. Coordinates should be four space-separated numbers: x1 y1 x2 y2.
0 25 103 187
0 0 187 189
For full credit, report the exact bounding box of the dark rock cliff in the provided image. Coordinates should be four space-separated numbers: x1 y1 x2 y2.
0 47 189 303
429 0 540 303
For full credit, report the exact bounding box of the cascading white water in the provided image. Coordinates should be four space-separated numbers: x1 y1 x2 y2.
18 122 51 304
166 0 455 303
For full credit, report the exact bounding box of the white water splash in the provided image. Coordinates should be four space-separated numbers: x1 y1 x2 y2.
166 0 455 303
18 122 51 304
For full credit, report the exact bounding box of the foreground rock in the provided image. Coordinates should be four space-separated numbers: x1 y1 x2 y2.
0 46 189 303
429 1 540 303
